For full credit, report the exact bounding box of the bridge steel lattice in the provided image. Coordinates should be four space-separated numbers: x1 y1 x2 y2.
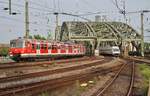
60 21 141 55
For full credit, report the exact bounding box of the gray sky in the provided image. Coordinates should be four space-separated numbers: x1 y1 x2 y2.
0 0 150 43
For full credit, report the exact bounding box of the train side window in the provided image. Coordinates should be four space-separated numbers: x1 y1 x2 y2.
10 41 16 48
32 44 35 49
57 45 60 49
65 45 68 50
52 45 57 50
41 44 44 49
36 44 40 49
25 41 31 48
44 44 47 50
48 44 52 49
60 45 65 50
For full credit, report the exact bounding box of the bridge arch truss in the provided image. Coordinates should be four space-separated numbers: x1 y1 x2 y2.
60 21 141 55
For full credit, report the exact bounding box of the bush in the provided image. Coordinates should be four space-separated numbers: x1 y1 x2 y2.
0 48 9 56
139 64 150 87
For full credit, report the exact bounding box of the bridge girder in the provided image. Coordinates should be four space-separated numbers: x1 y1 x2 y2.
60 21 141 53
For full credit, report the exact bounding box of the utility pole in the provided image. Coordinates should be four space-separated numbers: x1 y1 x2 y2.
140 10 150 56
25 0 29 39
9 0 11 15
141 12 144 56
122 0 127 23
54 12 59 41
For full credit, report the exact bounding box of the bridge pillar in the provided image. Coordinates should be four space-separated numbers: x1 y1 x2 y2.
95 40 100 56
122 41 129 57
90 41 96 56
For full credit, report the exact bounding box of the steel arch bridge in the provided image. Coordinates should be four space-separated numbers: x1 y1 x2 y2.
60 21 142 55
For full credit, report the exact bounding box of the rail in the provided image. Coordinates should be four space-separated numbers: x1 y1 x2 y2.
0 58 120 96
91 61 135 96
0 57 96 69
127 56 150 64
126 61 135 96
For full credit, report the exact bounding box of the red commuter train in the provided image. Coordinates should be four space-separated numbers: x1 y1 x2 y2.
9 37 86 61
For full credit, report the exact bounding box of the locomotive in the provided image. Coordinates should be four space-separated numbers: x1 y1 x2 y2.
9 37 86 61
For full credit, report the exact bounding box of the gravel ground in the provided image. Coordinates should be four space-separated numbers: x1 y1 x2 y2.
80 73 115 96
133 64 146 96
34 58 124 96
36 73 116 96
0 57 14 63
81 62 146 96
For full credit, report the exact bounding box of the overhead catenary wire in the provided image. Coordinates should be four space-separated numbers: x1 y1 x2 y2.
0 1 53 21
114 0 122 11
58 0 63 12
53 0 56 12
110 0 125 14
77 11 119 16
80 0 98 11
110 0 127 23
0 7 50 21
0 1 55 13
28 1 54 11
0 15 50 26
57 0 61 12
0 15 51 35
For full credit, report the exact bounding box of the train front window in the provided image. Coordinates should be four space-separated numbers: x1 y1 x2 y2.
10 41 16 48
113 49 119 52
10 40 23 48
36 44 40 49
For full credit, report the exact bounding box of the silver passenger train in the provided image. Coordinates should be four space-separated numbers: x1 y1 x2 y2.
99 46 120 56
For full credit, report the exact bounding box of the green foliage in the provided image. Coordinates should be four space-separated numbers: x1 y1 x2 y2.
144 42 150 48
140 64 150 79
33 34 46 40
139 64 150 96
0 48 9 56
139 64 150 87
47 32 52 40
29 35 33 39
144 42 150 53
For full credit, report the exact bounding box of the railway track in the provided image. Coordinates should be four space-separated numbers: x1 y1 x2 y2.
0 59 106 83
91 61 135 96
126 56 150 64
0 56 96 69
0 57 121 96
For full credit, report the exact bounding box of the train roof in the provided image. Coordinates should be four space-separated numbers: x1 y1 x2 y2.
10 37 81 45
99 46 119 49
